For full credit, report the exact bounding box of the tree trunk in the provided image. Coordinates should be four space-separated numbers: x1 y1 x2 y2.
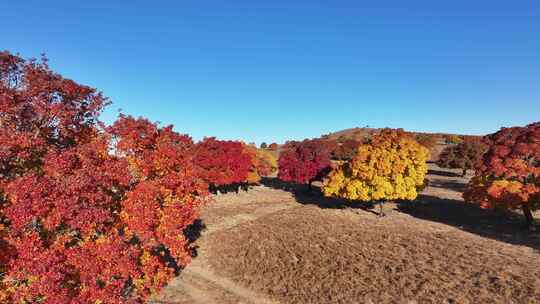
462 168 467 177
521 203 535 230
378 201 385 217
307 181 312 192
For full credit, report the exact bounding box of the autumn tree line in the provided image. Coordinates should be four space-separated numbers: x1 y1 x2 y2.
1 52 539 303
278 126 539 230
0 52 278 303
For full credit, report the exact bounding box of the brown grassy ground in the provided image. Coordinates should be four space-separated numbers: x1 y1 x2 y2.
152 164 540 304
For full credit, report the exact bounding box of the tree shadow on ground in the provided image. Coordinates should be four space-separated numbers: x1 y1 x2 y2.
427 169 462 178
428 180 467 192
261 177 380 216
261 177 540 252
399 194 540 252
146 220 207 302
150 220 207 277
183 219 207 258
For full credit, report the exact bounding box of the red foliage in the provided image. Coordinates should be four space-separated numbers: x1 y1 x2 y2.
463 122 540 227
437 137 488 176
192 137 252 188
0 52 207 302
320 139 338 157
278 139 331 187
268 143 278 150
332 139 361 160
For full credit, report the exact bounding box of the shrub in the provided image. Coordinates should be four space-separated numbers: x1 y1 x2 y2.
260 142 268 149
437 137 488 176
0 52 207 303
463 123 540 229
323 129 429 212
278 139 331 190
192 137 252 191
268 143 278 150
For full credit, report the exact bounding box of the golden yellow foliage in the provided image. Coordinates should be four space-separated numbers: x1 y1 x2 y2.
243 144 278 184
256 149 278 176
323 129 429 202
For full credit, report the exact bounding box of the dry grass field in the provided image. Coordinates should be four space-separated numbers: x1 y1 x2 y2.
152 164 540 304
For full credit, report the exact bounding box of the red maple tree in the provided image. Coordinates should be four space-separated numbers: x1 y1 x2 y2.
192 137 252 191
437 137 488 176
278 139 331 190
464 123 540 228
0 52 207 302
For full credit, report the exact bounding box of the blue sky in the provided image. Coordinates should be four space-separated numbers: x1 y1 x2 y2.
2 1 539 144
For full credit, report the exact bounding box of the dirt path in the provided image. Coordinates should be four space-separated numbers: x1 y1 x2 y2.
152 165 540 304
151 186 298 304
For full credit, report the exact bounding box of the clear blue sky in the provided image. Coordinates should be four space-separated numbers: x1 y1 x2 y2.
2 1 539 144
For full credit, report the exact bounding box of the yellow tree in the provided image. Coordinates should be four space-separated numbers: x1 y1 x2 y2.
256 148 278 176
323 129 429 214
243 144 278 185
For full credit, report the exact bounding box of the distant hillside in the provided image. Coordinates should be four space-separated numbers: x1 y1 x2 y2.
320 127 379 142
275 127 482 162
320 127 474 142
319 127 482 161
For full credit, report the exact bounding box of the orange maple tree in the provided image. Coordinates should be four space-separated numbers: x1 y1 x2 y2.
464 122 540 228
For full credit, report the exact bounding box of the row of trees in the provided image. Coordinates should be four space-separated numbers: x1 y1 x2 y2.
278 126 539 229
278 130 429 214
259 142 278 150
437 123 539 229
282 138 364 162
0 50 538 302
0 52 277 303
